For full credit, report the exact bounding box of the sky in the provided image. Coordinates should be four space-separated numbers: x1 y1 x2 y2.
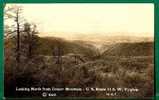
6 4 154 38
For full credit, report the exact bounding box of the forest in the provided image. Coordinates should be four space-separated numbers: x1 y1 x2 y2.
4 5 154 99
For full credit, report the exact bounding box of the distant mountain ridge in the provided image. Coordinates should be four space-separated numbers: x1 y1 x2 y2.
39 32 153 43
37 36 153 58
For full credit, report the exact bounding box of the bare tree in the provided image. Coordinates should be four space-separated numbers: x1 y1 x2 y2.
4 5 24 68
4 5 17 39
15 7 21 64
4 5 24 96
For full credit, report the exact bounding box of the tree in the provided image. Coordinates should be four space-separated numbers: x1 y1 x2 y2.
53 42 63 64
15 7 21 65
4 5 40 97
4 5 24 97
4 5 16 39
4 5 24 66
23 22 39 59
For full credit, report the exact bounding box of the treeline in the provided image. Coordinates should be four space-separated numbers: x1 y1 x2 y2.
4 5 39 65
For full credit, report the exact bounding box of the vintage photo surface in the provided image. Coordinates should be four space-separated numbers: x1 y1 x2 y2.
4 4 154 99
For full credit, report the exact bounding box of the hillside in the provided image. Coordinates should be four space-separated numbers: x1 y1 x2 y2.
36 37 99 59
102 42 153 57
5 36 154 98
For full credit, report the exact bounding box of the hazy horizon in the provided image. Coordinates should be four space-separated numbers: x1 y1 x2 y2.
37 31 154 39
